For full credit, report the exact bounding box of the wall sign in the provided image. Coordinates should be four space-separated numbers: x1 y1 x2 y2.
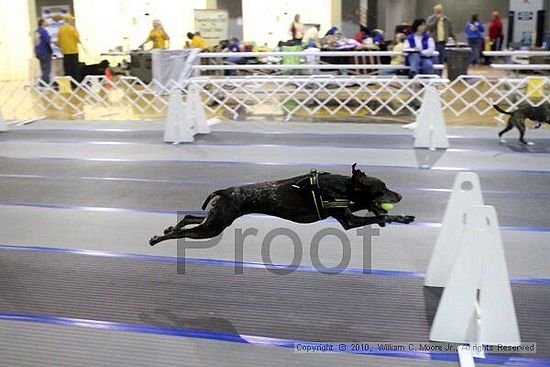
517 11 534 20
194 9 229 46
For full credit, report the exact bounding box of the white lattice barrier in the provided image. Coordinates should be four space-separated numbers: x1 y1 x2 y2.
1 75 549 121
439 76 550 117
186 75 447 121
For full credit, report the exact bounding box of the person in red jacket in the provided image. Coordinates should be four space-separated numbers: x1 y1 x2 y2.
489 11 504 51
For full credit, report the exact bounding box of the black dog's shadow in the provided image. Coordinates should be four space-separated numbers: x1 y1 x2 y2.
414 149 446 169
140 309 244 361
504 141 550 153
140 308 241 335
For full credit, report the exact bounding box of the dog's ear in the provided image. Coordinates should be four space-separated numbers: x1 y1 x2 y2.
351 163 367 191
352 163 366 179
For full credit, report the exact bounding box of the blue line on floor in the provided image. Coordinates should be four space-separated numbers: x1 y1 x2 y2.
5 138 550 155
9 127 550 141
1 244 548 285
0 201 177 215
3 137 550 156
0 155 549 174
1 173 549 199
0 311 548 366
1 201 550 232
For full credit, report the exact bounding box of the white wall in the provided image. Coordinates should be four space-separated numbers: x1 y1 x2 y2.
242 0 333 47
510 0 544 45
74 0 207 64
0 0 33 80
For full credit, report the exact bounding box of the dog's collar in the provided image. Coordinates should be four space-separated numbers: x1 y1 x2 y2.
309 170 350 219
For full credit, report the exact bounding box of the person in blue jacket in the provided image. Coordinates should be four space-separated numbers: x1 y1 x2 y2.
465 14 484 65
35 19 52 86
403 18 436 78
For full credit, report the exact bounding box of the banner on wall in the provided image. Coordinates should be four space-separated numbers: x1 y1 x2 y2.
509 0 543 46
41 5 71 58
194 9 228 46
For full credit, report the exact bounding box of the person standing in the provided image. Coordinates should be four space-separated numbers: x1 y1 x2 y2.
186 32 207 49
426 4 455 68
289 14 303 45
404 19 436 78
35 18 52 86
489 11 504 51
465 14 485 65
56 14 81 83
139 19 170 50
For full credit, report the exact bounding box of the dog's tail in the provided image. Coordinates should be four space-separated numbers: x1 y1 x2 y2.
493 104 514 115
201 191 221 210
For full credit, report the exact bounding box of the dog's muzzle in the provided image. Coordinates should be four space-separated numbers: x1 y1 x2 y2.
371 191 402 215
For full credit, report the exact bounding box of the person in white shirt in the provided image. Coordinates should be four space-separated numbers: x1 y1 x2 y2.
403 18 436 78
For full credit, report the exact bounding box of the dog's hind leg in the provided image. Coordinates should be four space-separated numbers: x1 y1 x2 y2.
150 218 228 245
164 215 206 234
498 118 514 143
179 215 233 239
150 231 186 246
517 121 534 145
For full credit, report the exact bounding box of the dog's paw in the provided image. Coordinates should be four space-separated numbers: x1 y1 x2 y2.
149 236 160 246
388 215 415 224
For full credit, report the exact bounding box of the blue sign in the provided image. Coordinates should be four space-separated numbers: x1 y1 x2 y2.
517 11 534 20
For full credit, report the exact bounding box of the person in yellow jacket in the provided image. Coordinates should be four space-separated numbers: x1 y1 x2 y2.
56 14 82 83
186 32 208 49
139 19 170 50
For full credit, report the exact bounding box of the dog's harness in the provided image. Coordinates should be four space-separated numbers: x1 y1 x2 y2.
303 170 350 220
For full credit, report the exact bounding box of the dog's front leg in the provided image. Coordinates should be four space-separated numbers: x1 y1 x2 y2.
334 211 388 230
385 215 415 224
334 211 415 230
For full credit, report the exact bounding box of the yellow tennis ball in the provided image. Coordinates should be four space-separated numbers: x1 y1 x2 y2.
381 203 394 211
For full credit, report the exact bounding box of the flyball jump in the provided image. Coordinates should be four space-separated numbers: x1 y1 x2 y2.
150 164 415 246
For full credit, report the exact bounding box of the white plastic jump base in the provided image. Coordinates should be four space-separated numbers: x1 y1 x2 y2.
414 85 449 150
0 105 6 132
163 87 209 144
164 89 190 143
430 205 521 346
188 85 210 135
425 172 484 287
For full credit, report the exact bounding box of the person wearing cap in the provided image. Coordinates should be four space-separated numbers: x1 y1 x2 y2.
56 13 81 83
139 19 170 49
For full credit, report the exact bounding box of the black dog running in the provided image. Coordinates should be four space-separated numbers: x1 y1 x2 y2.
149 164 415 246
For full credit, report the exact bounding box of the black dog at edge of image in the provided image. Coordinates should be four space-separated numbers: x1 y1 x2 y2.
77 60 110 83
493 103 550 145
149 164 415 246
